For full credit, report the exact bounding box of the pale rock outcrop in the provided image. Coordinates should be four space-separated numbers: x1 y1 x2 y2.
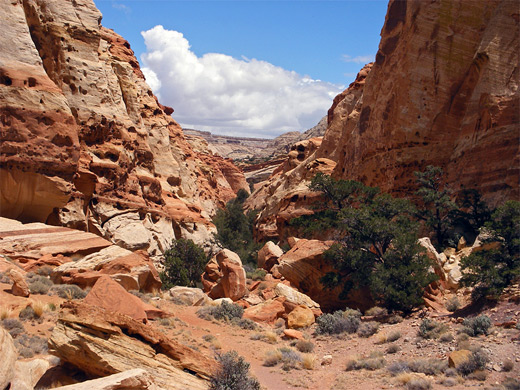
257 241 284 271
10 358 53 390
0 0 248 261
52 369 158 390
8 268 30 297
0 327 17 390
49 301 216 390
201 249 247 301
169 286 212 306
52 246 161 292
274 283 320 309
83 276 165 322
287 305 315 329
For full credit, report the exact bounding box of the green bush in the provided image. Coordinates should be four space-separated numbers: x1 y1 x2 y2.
357 321 379 338
160 239 207 289
197 301 244 322
51 284 87 299
445 297 460 312
460 201 520 300
27 274 53 295
315 310 360 335
247 269 267 281
457 348 488 376
294 340 314 353
210 351 260 390
461 315 492 337
418 318 447 339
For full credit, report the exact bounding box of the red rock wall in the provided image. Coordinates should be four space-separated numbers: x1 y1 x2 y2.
0 0 248 258
332 0 519 204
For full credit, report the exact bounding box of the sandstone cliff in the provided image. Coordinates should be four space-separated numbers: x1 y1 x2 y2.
248 0 519 241
0 0 248 259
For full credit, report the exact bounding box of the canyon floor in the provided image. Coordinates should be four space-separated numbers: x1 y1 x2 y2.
1 278 519 390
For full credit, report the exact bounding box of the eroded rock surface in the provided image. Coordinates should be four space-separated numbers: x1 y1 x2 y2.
0 0 248 260
49 301 216 390
201 249 247 301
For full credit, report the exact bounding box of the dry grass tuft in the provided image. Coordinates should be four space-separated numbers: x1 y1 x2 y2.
31 300 46 318
0 306 13 320
302 354 316 370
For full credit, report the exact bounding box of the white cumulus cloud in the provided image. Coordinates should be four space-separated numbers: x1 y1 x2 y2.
140 25 344 138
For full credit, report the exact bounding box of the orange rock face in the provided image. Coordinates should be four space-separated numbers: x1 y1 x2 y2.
0 0 248 260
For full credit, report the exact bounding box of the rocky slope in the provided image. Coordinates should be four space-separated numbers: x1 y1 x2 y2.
247 0 519 241
0 0 248 260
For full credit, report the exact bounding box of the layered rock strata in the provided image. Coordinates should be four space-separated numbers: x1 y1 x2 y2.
0 0 248 258
49 301 216 390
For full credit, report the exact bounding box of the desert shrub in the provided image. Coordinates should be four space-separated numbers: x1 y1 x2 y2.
263 347 302 371
439 332 454 343
1 318 25 337
315 310 360 335
14 334 48 357
387 314 404 324
346 353 385 371
263 349 282 367
468 370 487 381
408 359 447 375
250 331 277 344
444 368 458 377
502 359 514 372
160 239 207 289
365 306 388 317
388 360 410 375
231 317 257 330
19 305 38 320
301 354 316 370
294 340 314 353
387 330 401 342
457 348 488 376
386 344 400 354
130 290 151 303
27 274 54 295
418 318 447 339
439 377 457 387
357 321 379 338
445 297 460 312
51 284 87 299
247 269 267 281
197 302 244 322
0 306 13 320
406 377 432 390
461 315 492 337
36 266 54 276
210 351 260 390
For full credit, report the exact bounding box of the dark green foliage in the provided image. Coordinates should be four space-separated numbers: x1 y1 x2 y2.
213 189 261 265
461 315 492 337
210 351 260 390
460 201 520 300
453 189 493 242
414 166 458 249
315 310 360 335
321 191 436 313
160 239 207 289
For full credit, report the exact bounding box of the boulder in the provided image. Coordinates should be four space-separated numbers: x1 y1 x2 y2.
257 241 283 271
10 358 53 390
243 297 286 323
52 246 161 293
283 329 304 340
52 369 157 390
83 276 166 322
202 249 247 301
0 327 17 390
448 350 472 369
287 305 315 329
169 286 212 306
274 283 320 309
49 301 216 390
8 268 30 297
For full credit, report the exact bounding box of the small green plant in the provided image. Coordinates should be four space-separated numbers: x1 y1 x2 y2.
346 352 385 371
461 315 492 337
197 301 244 322
445 297 460 312
231 317 257 330
439 332 454 343
294 340 314 353
247 269 267 281
315 310 360 335
210 351 260 390
418 318 447 339
36 266 54 276
27 274 54 295
357 321 379 338
19 305 38 321
160 239 207 289
51 284 87 299
263 347 303 371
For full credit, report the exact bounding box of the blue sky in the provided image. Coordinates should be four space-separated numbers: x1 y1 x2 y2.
94 0 388 137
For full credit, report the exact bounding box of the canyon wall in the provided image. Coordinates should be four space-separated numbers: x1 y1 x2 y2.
248 0 519 241
0 0 248 260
